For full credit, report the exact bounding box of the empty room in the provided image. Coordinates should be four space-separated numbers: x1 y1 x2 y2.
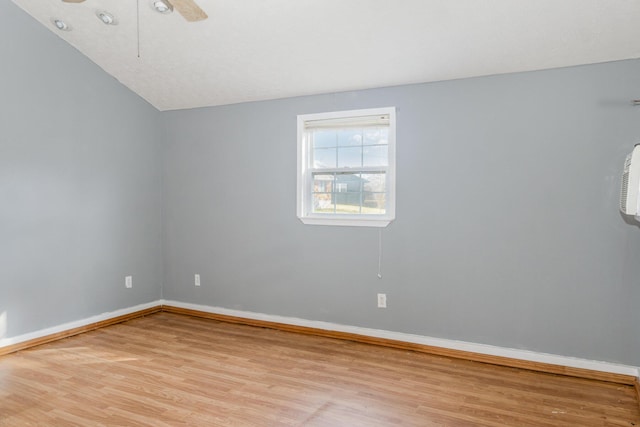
2 0 640 425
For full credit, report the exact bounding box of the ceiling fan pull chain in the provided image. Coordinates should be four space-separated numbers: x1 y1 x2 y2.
136 0 140 58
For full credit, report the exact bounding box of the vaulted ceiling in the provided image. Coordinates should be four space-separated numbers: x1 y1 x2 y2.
11 0 640 111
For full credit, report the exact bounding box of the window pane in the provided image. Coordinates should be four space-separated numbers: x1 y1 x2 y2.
313 173 338 213
364 128 388 145
362 193 386 214
362 173 385 193
335 173 362 213
363 172 386 214
337 129 363 147
313 147 336 168
313 130 336 148
335 192 361 214
336 173 362 193
313 193 334 213
337 146 362 168
313 174 334 193
363 145 388 167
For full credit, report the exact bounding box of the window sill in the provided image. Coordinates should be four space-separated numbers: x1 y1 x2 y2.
298 216 393 227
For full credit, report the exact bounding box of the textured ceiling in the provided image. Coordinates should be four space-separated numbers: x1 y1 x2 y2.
10 0 640 111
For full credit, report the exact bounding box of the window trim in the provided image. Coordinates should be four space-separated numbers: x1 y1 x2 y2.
296 107 396 227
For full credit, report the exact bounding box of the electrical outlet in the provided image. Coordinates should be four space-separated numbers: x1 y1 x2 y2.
377 293 387 308
125 276 132 289
195 274 201 287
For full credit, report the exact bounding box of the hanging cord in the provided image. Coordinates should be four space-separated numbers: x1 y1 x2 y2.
136 0 141 58
377 228 383 279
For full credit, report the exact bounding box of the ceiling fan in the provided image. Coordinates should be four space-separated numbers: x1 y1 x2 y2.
61 0 208 22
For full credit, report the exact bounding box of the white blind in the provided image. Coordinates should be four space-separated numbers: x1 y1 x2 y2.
304 114 390 130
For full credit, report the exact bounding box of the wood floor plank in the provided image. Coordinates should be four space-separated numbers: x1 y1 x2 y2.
0 312 638 426
162 306 638 386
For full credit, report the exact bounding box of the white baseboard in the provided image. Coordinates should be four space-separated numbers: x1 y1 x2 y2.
0 300 161 349
161 299 640 378
2 298 637 380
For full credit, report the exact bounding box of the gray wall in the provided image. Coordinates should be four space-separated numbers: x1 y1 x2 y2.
0 2 163 338
4 0 640 368
163 59 640 366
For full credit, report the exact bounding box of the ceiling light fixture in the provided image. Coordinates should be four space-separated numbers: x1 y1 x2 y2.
51 18 71 31
152 0 173 14
96 11 117 25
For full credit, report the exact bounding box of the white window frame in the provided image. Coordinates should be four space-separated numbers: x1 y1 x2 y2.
296 107 396 227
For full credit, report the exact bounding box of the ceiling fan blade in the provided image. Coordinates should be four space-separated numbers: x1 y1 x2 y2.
170 0 208 22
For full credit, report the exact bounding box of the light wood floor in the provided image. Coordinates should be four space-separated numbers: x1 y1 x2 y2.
0 313 638 426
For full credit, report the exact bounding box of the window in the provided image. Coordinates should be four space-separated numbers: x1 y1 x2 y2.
297 107 396 227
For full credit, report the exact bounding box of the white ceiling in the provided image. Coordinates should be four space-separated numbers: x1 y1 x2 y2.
11 0 640 111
